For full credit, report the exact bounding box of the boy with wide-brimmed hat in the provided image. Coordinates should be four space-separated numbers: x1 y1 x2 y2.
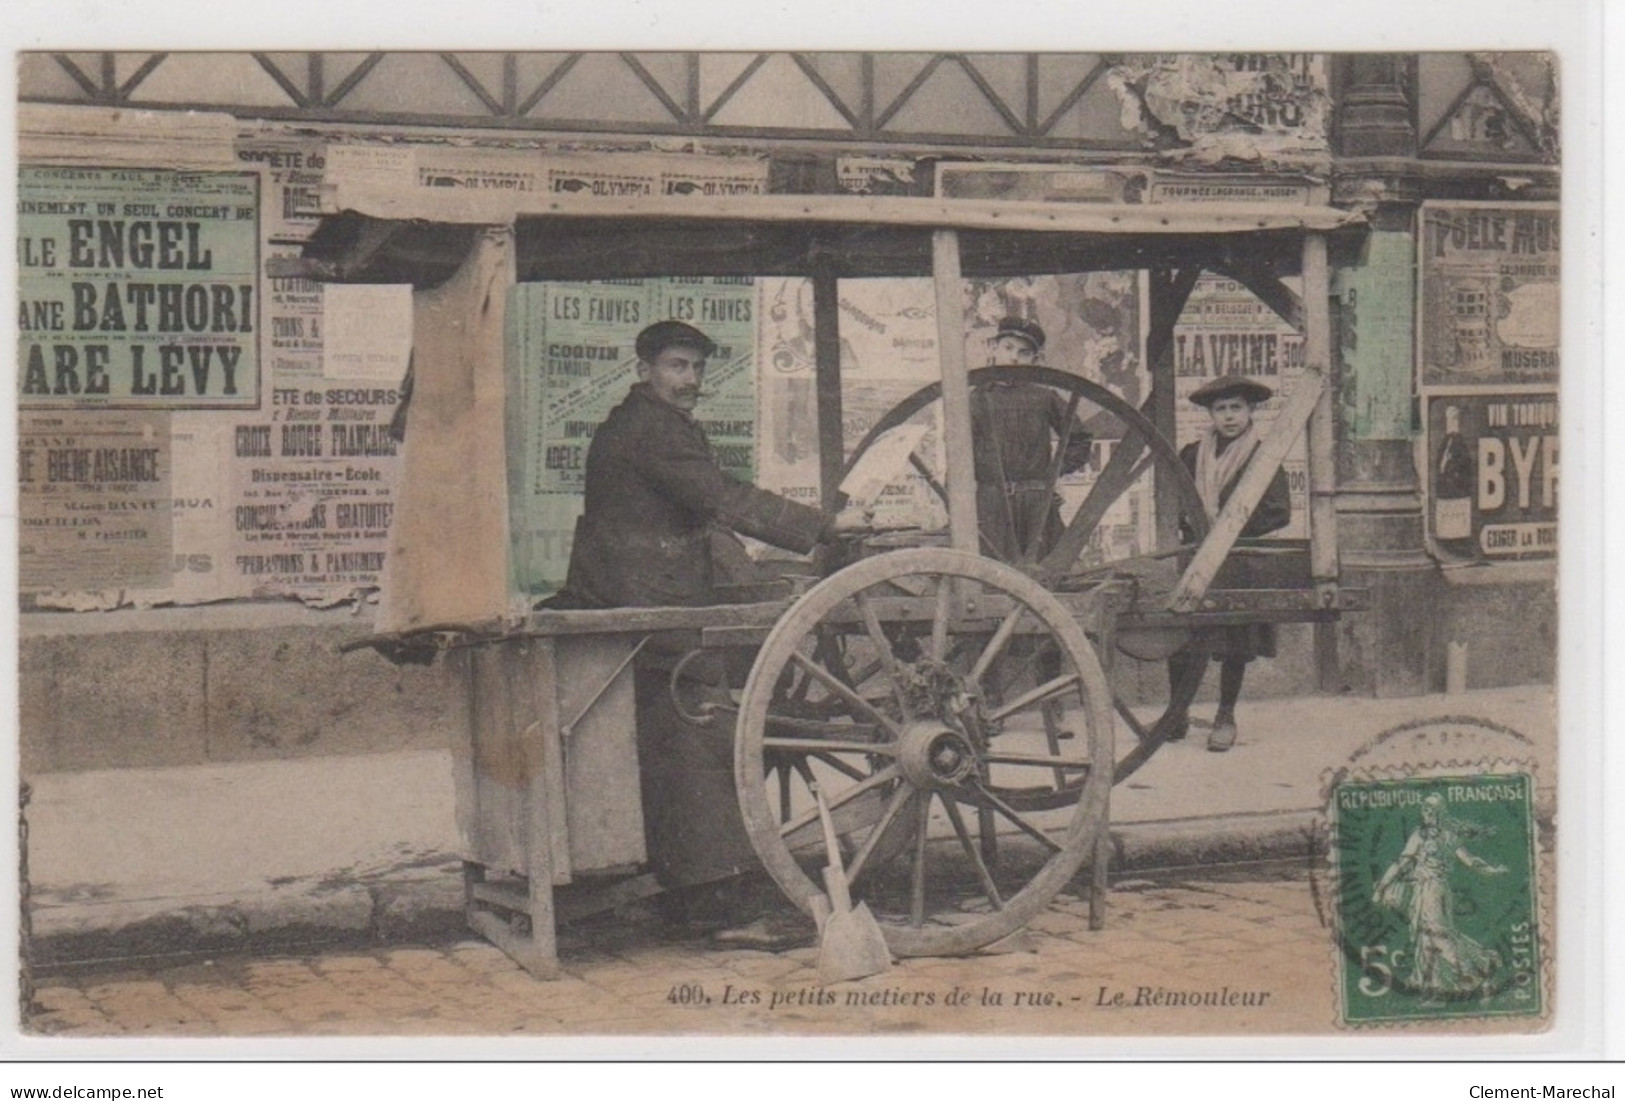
1167 372 1292 752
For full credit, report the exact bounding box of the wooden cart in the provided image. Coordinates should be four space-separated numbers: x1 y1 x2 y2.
289 178 1368 977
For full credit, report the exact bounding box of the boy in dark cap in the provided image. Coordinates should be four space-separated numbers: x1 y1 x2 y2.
1167 373 1292 752
969 317 1094 562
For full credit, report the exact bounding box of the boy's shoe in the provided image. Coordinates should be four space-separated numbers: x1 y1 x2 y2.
1163 715 1189 742
1207 714 1237 752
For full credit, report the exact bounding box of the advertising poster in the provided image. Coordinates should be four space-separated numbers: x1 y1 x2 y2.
263 254 326 382
322 285 413 383
508 277 758 593
1419 203 1560 390
18 411 173 592
223 381 402 596
826 276 944 532
417 147 542 193
151 415 237 603
241 137 332 388
937 163 1152 205
1418 202 1559 554
1172 273 1309 538
835 156 918 196
755 276 949 533
328 146 770 201
1103 53 1330 159
236 139 326 244
18 166 261 409
1424 393 1557 561
753 277 828 516
544 152 768 199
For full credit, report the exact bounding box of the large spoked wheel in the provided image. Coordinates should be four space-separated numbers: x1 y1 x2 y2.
843 367 1208 578
843 367 1209 788
735 548 1114 958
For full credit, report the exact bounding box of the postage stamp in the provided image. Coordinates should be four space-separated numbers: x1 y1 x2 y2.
1321 715 1548 1026
1331 772 1542 1023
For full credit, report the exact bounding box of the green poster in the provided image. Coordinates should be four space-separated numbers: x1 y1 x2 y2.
506 278 757 595
18 166 261 408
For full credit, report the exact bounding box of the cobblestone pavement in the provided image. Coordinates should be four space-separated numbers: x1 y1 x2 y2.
20 864 1538 1041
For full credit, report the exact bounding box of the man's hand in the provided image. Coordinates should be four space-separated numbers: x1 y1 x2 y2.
832 504 875 534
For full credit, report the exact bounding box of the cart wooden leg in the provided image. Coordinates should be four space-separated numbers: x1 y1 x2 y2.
462 860 482 922
522 866 560 979
1088 589 1116 932
464 863 560 980
1089 827 1110 932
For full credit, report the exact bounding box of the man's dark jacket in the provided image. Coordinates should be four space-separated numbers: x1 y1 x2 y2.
562 382 830 607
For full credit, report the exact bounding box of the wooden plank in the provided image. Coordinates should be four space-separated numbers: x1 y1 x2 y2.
469 908 558 980
553 873 664 926
813 265 846 512
1037 420 1150 580
1123 587 1371 618
1302 232 1340 687
470 876 530 913
1147 268 1200 550
699 625 774 648
1303 233 1339 588
1165 367 1327 613
555 635 647 873
447 650 479 861
469 646 524 874
527 638 572 886
521 601 788 635
323 182 1365 235
378 226 516 634
1210 258 1304 330
933 228 981 555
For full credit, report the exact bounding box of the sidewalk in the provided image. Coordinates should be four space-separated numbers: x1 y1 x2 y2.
23 684 1556 970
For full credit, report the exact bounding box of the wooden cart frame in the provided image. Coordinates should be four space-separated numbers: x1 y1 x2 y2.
288 181 1368 977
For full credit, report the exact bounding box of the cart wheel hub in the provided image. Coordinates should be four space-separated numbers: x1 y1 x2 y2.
897 721 978 789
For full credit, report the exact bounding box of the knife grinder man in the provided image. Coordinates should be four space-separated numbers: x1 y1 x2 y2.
555 320 868 944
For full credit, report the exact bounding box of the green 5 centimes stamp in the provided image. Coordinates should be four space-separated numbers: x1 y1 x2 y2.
1333 772 1541 1023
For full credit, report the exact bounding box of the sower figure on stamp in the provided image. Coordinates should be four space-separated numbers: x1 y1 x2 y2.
552 320 868 945
970 317 1094 563
1373 793 1507 1000
1165 374 1292 753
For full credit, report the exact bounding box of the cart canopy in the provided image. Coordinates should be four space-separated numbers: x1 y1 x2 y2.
277 186 1360 635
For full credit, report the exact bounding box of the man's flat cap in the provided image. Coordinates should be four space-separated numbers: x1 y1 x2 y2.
994 316 1046 351
1188 373 1274 407
636 320 718 362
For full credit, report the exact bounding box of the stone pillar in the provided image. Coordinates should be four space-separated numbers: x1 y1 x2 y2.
1330 210 1438 697
1326 59 1440 697
1338 55 1414 158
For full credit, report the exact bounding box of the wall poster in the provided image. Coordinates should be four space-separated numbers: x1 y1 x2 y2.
1172 273 1309 538
506 277 758 594
18 165 262 409
18 410 174 593
1418 202 1559 559
1424 392 1558 561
